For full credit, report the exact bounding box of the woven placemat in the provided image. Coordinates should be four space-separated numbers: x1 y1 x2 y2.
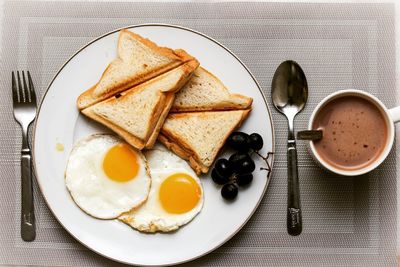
0 1 397 266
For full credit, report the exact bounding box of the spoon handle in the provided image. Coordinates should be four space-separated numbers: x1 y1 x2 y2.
287 140 302 236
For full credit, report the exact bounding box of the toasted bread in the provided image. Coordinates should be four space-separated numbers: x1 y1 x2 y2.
81 60 199 150
171 67 253 112
159 109 251 174
77 29 195 109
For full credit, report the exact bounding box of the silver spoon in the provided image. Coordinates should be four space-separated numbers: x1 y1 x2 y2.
271 60 308 236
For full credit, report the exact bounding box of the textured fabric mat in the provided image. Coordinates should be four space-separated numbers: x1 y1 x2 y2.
0 1 397 266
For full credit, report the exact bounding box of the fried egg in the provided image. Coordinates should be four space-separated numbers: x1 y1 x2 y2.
119 145 203 232
65 134 151 219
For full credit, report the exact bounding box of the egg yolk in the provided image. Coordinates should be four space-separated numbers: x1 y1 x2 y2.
103 143 139 182
159 173 201 214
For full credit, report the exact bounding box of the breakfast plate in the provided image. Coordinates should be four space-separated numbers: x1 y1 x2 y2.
33 24 275 266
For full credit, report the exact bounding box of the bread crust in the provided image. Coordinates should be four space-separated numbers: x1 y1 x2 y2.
82 108 147 149
80 60 199 150
144 60 199 148
77 30 196 110
145 93 175 149
170 67 253 112
119 29 183 62
170 93 253 112
158 134 207 175
145 59 199 148
159 109 251 174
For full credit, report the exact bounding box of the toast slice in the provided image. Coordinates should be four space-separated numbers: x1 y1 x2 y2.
159 109 251 174
81 60 199 150
171 67 253 112
77 29 194 109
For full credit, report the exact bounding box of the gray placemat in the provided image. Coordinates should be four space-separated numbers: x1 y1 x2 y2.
0 1 397 266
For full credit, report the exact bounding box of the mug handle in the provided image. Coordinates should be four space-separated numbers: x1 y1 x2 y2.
389 106 400 123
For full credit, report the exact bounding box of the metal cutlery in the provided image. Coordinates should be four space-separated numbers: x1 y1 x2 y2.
12 71 37 241
271 60 308 236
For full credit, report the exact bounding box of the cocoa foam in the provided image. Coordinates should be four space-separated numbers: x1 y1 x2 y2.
312 96 387 170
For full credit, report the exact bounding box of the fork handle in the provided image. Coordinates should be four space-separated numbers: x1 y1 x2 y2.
21 151 36 241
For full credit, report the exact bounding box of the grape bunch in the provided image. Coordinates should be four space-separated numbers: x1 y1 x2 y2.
211 132 264 200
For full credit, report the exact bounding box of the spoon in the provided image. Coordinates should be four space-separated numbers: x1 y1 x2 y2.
271 60 308 236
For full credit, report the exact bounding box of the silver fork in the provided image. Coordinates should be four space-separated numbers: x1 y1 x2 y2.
12 71 37 241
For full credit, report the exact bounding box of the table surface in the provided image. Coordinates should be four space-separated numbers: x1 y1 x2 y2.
0 0 399 266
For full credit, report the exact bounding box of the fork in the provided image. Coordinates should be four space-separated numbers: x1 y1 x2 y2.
12 71 37 241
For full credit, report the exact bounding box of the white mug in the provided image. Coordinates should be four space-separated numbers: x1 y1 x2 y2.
308 89 400 176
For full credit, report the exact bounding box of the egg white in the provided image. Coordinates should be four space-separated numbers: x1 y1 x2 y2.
119 145 204 232
65 134 151 219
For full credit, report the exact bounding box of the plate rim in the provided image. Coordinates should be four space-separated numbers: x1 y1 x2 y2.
32 23 276 266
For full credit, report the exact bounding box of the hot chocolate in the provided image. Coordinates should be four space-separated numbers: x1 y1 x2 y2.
312 96 387 170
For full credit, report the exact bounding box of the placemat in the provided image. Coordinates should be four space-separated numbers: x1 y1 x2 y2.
0 1 397 266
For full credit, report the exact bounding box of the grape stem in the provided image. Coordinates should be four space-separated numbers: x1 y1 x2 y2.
230 173 239 187
254 151 274 178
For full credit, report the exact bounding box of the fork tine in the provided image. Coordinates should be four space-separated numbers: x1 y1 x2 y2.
22 71 30 103
27 71 36 104
17 71 24 102
12 72 19 103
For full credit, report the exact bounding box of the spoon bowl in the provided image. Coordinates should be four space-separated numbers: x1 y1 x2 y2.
272 60 308 117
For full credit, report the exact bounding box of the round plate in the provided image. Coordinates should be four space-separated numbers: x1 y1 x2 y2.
33 24 275 266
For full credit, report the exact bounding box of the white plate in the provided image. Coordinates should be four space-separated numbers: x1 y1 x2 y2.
33 24 275 266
